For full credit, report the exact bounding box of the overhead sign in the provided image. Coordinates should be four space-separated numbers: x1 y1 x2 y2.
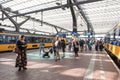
57 32 66 38
71 32 80 36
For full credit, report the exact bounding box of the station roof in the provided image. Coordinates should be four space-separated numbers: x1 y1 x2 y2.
0 0 120 35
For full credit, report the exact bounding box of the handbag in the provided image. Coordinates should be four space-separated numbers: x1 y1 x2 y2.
13 47 20 53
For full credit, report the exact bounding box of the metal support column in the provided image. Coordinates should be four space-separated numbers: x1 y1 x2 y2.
25 29 30 33
68 0 77 33
2 12 4 21
19 17 30 26
54 26 59 33
72 0 99 38
59 29 62 32
41 11 43 26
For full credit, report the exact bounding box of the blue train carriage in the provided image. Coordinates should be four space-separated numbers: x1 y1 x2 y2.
104 24 120 67
0 31 53 52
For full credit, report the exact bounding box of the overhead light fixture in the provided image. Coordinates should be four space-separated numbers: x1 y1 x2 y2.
56 2 61 5
56 0 66 10
80 24 83 26
61 7 66 10
12 10 19 14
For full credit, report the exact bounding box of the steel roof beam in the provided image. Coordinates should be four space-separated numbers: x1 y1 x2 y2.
0 0 102 20
73 0 101 33
0 6 70 33
0 0 13 4
0 5 30 32
1 10 30 32
77 31 84 32
68 0 77 33
0 24 51 34
0 0 102 33
26 16 71 32
95 33 106 34
59 29 62 32
54 26 59 33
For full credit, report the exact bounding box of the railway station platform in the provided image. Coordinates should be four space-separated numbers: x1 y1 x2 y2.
0 49 120 80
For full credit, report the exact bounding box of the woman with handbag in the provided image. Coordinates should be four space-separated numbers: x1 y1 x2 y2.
54 37 61 61
15 35 27 71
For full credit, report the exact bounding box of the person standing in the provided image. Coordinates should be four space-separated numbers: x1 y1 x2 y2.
84 39 88 51
88 40 93 51
39 39 44 55
95 40 99 51
15 35 27 71
99 39 104 51
68 38 73 51
61 39 66 58
52 38 56 59
54 37 61 61
79 39 85 52
73 38 79 57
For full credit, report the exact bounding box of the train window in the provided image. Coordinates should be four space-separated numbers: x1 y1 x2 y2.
5 35 17 43
43 38 46 43
115 28 119 36
46 38 52 43
37 37 40 43
24 37 28 43
0 36 3 43
38 37 42 43
35 37 39 43
49 38 53 43
38 37 46 43
114 28 120 42
6 36 11 43
48 38 50 43
11 36 16 43
46 38 49 43
27 37 35 43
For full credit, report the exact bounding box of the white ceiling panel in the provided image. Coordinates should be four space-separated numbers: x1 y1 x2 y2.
1 0 120 35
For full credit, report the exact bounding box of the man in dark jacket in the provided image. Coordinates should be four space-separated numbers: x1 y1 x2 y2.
61 39 66 58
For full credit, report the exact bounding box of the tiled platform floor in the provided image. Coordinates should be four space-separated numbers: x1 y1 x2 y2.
0 49 120 80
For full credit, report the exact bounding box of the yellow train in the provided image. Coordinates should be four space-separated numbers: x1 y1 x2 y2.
0 31 53 52
104 24 120 68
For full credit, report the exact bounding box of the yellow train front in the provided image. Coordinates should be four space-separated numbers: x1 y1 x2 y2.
0 32 53 52
103 24 120 68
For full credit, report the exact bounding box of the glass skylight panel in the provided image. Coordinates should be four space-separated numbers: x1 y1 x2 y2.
2 0 28 8
81 0 107 9
19 2 56 13
2 0 120 34
83 4 120 15
0 0 12 4
1 19 14 26
44 9 71 18
78 0 120 34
